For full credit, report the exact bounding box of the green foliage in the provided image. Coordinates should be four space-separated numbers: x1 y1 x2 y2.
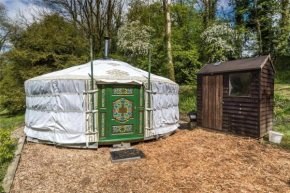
123 1 167 76
0 128 17 191
171 3 203 84
0 110 24 191
0 14 88 114
274 92 290 116
0 2 13 50
0 161 10 191
179 85 197 114
123 1 203 85
275 71 290 83
0 129 16 163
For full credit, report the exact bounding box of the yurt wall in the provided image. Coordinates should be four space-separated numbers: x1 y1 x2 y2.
24 59 179 148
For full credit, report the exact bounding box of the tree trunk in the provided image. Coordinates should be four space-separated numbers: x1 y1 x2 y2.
163 0 175 82
209 0 217 21
203 0 210 28
254 0 263 55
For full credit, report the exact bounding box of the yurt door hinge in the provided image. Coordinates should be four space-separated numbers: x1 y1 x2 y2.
86 110 98 114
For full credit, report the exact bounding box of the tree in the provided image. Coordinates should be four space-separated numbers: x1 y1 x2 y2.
0 3 12 51
125 1 169 78
201 23 236 63
170 2 203 84
195 0 217 28
242 0 279 56
276 0 290 57
117 20 153 59
0 14 88 114
254 0 263 55
43 0 124 56
163 0 175 81
274 0 290 70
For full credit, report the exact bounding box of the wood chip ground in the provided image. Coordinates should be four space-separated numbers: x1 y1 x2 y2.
11 129 290 193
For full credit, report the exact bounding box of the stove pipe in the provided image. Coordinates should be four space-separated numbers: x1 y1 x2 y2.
104 37 110 59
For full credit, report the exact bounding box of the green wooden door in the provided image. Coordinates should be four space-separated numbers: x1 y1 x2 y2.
98 84 144 143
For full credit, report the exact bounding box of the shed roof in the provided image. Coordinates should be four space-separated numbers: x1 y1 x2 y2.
197 55 274 74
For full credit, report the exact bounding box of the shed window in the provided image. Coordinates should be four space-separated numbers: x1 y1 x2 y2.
229 72 252 96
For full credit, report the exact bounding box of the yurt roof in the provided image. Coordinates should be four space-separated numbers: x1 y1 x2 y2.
27 59 176 85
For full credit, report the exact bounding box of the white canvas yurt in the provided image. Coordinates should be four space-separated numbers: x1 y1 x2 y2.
24 41 179 148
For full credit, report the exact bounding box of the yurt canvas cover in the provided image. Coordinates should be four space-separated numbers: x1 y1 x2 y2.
24 59 179 148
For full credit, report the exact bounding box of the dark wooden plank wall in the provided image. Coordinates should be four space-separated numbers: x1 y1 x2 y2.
197 70 262 137
222 70 260 137
259 61 274 137
197 75 202 126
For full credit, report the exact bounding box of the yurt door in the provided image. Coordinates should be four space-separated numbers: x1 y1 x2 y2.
98 85 144 142
202 75 223 130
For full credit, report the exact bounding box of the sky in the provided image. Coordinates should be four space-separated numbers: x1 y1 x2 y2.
1 0 44 22
0 0 44 51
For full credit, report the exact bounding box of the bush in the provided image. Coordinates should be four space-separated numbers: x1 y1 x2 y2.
0 128 17 191
179 85 197 114
0 129 16 163
0 14 88 114
275 71 290 84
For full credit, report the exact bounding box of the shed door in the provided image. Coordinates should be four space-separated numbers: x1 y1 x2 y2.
202 75 223 130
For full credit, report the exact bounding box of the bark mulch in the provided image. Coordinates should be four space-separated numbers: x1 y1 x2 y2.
11 129 290 193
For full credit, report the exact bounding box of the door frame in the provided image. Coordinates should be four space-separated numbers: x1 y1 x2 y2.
97 84 145 143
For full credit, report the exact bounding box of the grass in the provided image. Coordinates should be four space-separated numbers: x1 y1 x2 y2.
0 110 25 129
0 111 24 191
272 83 290 149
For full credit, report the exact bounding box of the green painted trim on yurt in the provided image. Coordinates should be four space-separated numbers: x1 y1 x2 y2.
98 84 145 143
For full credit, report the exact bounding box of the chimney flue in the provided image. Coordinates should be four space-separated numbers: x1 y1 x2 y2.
104 37 110 59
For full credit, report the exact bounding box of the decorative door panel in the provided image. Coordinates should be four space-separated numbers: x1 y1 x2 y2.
98 85 144 142
112 98 133 122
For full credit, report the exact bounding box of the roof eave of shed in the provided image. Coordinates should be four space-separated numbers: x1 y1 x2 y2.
196 67 262 75
260 54 276 73
197 55 275 75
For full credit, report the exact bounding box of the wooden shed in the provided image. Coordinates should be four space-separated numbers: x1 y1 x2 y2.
196 55 275 138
